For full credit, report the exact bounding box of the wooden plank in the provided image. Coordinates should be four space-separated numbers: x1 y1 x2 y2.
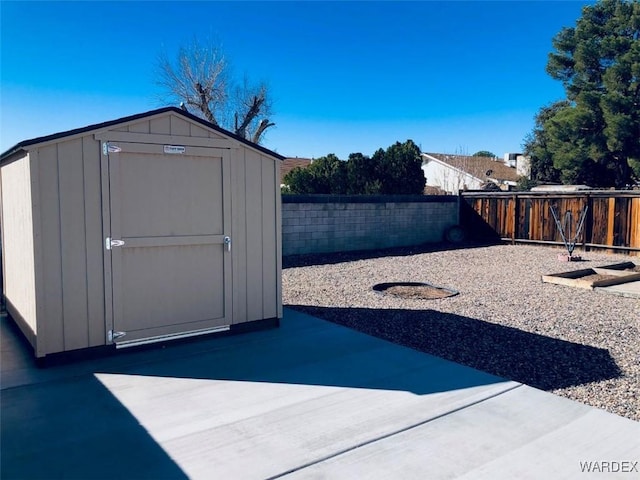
170 115 191 136
189 123 210 138
149 116 171 135
592 261 636 271
108 150 124 345
222 149 233 326
100 144 114 346
28 152 45 354
128 121 150 134
542 273 597 289
592 267 638 277
0 154 38 340
231 150 248 324
618 197 630 247
632 198 640 249
245 150 264 321
543 268 596 280
261 156 277 319
36 144 65 354
107 142 230 158
583 194 592 252
592 272 640 287
122 235 224 248
93 132 233 150
58 138 90 351
532 199 539 240
275 159 283 319
606 197 616 247
591 198 608 245
520 198 531 240
82 137 105 347
512 195 518 244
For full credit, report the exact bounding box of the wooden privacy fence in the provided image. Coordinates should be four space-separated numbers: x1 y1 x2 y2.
460 191 640 255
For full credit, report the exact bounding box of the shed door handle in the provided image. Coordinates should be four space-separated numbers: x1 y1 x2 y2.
224 236 231 252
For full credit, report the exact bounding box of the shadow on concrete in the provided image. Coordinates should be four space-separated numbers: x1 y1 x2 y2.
1 313 187 480
1 308 506 480
283 240 499 268
1 310 504 397
1 374 188 480
286 305 622 391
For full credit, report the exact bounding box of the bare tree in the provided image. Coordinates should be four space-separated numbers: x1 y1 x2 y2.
231 76 275 144
432 146 479 194
156 38 275 144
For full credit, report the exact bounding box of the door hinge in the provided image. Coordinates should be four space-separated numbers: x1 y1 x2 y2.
105 237 125 250
103 142 121 155
108 330 127 342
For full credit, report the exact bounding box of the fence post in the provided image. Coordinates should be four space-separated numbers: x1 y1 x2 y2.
512 193 518 245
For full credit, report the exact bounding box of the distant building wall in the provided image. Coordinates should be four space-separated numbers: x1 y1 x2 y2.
421 161 481 195
282 195 458 256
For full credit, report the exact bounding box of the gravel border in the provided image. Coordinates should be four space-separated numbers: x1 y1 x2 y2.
283 244 640 422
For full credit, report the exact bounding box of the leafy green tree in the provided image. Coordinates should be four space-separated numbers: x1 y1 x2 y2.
310 154 347 194
345 153 382 194
528 0 640 187
282 154 346 194
282 140 425 195
281 166 317 194
472 151 497 158
374 140 426 194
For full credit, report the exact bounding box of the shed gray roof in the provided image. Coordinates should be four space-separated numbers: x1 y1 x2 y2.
1 106 285 161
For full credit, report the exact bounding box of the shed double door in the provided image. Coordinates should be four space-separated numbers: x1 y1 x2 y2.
104 142 232 346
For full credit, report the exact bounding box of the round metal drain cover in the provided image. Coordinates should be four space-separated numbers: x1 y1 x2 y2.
372 282 458 300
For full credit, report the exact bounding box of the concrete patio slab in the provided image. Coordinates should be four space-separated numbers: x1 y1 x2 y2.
1 308 638 479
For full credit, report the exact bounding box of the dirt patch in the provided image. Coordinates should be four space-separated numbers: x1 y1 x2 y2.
578 274 619 283
373 282 458 300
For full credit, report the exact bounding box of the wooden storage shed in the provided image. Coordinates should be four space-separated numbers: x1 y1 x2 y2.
0 107 283 359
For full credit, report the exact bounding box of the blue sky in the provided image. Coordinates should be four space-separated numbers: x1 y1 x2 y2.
1 1 590 159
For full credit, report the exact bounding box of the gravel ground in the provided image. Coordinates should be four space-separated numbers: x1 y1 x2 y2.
283 243 640 422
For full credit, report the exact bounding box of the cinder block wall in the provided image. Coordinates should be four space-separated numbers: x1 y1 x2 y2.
282 195 459 256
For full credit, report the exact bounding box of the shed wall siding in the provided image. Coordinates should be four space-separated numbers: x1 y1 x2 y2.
1 154 37 335
35 136 105 355
231 149 281 323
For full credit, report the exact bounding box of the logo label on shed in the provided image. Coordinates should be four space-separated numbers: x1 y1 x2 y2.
164 145 186 154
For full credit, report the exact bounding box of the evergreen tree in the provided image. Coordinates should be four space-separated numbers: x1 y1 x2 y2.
526 0 640 187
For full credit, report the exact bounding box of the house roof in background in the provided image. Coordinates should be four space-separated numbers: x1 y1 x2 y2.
281 157 313 183
424 153 522 183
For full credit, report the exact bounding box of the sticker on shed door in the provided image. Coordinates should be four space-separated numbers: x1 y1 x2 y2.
106 144 232 345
